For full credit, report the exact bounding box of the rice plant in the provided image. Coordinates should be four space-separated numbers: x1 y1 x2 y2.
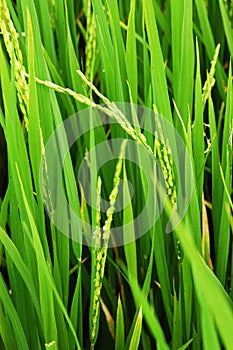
0 0 232 349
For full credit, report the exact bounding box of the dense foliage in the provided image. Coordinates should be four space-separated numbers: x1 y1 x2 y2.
0 0 233 349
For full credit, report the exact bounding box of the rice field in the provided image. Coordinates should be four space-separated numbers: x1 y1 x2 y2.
0 0 233 349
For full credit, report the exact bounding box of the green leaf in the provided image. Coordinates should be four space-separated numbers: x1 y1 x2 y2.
0 274 30 350
115 296 125 350
128 307 143 350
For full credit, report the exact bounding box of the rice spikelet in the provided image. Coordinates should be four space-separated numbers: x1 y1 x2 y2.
0 0 29 129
